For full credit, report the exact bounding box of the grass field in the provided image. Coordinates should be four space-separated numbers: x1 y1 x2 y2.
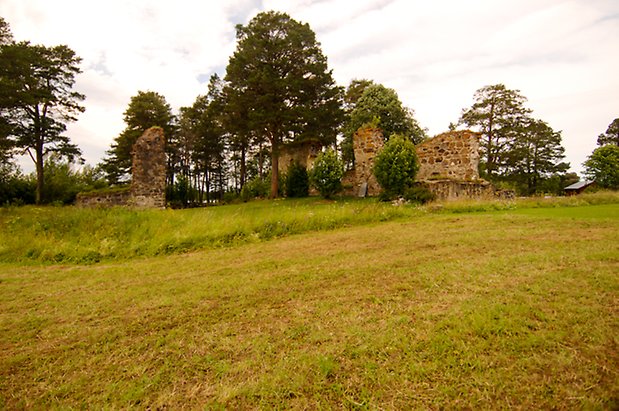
0 196 618 408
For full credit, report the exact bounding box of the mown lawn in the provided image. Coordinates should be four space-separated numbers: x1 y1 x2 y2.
0 202 618 408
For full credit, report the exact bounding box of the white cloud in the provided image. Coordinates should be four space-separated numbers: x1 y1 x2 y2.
5 0 619 174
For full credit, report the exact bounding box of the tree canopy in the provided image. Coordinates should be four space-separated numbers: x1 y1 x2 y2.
342 83 425 168
224 11 344 197
584 145 619 189
597 118 619 147
459 84 570 194
0 18 85 203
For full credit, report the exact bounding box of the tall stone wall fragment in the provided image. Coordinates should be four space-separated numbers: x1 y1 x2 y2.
130 127 166 208
278 140 322 176
416 130 481 182
352 127 383 196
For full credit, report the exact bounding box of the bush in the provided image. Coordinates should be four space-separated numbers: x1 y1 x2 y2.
310 149 344 199
240 175 271 202
404 185 436 204
285 162 309 198
373 134 419 198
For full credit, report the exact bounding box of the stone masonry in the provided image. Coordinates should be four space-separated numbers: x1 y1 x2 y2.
342 126 384 196
278 140 322 176
342 128 494 200
129 126 167 208
416 130 481 181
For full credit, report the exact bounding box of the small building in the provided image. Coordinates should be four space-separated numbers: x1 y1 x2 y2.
564 180 596 196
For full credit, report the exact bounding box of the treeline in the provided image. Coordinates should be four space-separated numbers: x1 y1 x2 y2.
1 12 617 206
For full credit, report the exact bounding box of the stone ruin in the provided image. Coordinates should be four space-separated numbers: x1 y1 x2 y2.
76 127 166 208
342 127 384 196
415 130 494 200
277 139 322 176
129 127 166 208
342 127 494 200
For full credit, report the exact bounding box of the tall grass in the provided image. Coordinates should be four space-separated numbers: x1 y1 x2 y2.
1 191 617 264
0 198 419 264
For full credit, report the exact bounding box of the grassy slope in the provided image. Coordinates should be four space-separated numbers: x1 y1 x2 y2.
1 191 618 264
0 203 617 408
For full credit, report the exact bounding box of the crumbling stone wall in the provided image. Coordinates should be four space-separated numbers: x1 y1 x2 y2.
130 127 166 208
77 127 167 208
341 128 493 200
349 126 384 196
278 140 322 176
416 131 481 181
76 189 131 207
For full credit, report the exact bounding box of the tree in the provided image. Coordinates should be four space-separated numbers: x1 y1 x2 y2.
101 91 176 184
346 84 425 144
583 145 619 189
309 148 344 199
0 39 85 204
459 84 531 178
597 118 619 146
373 134 419 197
179 75 227 203
225 11 344 198
505 118 569 194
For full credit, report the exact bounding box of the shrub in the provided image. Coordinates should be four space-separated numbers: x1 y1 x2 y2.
240 175 271 202
310 149 344 199
404 185 436 204
285 162 309 198
373 134 419 198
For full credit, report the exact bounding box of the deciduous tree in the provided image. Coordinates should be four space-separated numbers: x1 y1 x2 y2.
584 145 619 189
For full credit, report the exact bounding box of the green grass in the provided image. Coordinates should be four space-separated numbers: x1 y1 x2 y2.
0 199 617 408
1 191 618 264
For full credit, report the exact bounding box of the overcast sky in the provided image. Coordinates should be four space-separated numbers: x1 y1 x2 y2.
3 0 618 175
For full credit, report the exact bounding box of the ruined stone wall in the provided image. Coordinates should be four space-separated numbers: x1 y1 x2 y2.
278 140 322 176
418 180 494 201
416 130 481 182
130 127 166 208
351 127 384 196
75 189 131 207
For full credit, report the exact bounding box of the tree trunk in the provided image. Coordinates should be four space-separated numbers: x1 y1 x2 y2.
240 146 247 188
270 140 279 199
35 144 44 205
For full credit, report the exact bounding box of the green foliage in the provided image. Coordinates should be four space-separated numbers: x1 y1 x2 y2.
373 134 419 197
240 175 271 202
0 25 85 203
584 145 619 189
178 75 227 202
309 149 344 199
224 11 344 197
403 185 436 204
101 91 176 183
505 118 569 195
597 118 619 146
0 162 35 205
460 84 530 178
284 162 309 198
343 83 425 166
